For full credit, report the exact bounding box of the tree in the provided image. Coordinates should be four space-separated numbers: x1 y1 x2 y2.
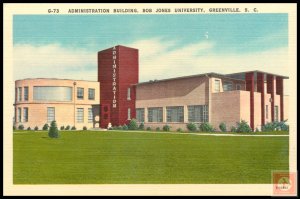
48 120 59 138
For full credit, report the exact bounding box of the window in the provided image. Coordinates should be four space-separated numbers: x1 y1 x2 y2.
223 81 233 91
128 108 131 120
88 108 93 123
77 108 84 123
188 105 209 123
167 106 184 122
23 108 28 122
24 87 29 101
33 86 72 101
136 108 145 122
236 84 241 90
88 88 95 100
266 105 268 119
275 106 279 122
77 87 84 100
17 87 22 101
17 108 21 122
127 88 131 100
148 107 163 122
47 107 55 123
214 80 220 92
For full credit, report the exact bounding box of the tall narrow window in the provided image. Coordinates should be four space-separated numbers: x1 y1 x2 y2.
24 87 29 101
47 107 55 123
127 88 131 100
23 108 28 122
88 108 93 123
88 88 95 100
236 84 241 90
17 87 22 101
77 108 84 123
266 105 269 119
275 106 279 122
128 108 131 120
214 80 221 92
18 108 21 122
77 87 84 100
136 108 145 122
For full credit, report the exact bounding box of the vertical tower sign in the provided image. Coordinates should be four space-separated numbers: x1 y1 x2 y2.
98 45 138 128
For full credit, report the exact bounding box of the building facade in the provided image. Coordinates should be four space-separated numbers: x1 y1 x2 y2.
14 78 100 130
14 45 289 131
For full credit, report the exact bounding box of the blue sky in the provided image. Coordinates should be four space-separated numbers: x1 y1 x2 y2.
13 14 289 93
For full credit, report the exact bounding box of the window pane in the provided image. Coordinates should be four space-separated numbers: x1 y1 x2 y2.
24 87 29 101
166 106 184 122
33 86 72 101
23 108 28 122
215 80 220 92
18 108 22 122
47 107 55 123
128 108 131 120
188 105 209 123
148 107 163 122
77 108 84 123
88 108 93 123
223 81 233 91
136 108 145 122
17 87 22 101
127 88 131 100
77 88 84 100
88 88 95 100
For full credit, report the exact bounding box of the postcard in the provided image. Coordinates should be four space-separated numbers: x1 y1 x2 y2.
3 3 297 196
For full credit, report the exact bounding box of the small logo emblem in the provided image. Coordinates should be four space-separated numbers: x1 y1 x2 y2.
272 171 297 195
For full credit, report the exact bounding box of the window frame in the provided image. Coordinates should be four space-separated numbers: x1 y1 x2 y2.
77 87 84 100
166 106 184 123
47 107 55 123
214 79 221 92
88 88 95 100
77 108 84 123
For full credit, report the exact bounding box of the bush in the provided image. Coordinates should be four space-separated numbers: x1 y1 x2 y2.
236 120 252 133
122 125 128 130
199 122 215 132
155 127 160 131
34 126 39 131
83 126 87 130
18 124 24 130
27 127 31 130
230 126 237 133
42 123 49 131
219 122 227 132
60 126 65 130
138 122 145 130
71 126 76 130
177 128 183 132
146 127 152 131
65 125 70 130
128 119 138 130
48 120 59 138
261 120 289 132
186 123 197 132
255 128 260 132
13 126 16 130
162 125 171 132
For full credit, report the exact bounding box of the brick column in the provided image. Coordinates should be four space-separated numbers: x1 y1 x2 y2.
267 75 275 122
257 73 265 126
276 77 284 121
245 72 254 130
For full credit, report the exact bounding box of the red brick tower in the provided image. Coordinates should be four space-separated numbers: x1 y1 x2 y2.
98 45 138 128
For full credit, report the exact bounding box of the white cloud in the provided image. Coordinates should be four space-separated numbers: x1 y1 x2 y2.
13 43 97 81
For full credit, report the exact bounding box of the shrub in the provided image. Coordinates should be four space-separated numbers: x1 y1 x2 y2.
230 126 237 133
162 125 171 132
27 127 31 130
122 125 128 130
71 126 76 130
261 120 289 132
65 125 70 130
18 124 24 130
13 126 16 130
42 123 49 131
128 119 138 130
219 122 227 132
48 120 59 138
155 127 160 131
255 128 260 132
34 126 39 131
60 126 65 130
186 123 197 132
83 126 87 130
177 128 183 132
199 122 215 132
138 122 145 130
236 120 252 133
261 122 276 132
146 127 152 131
117 125 123 130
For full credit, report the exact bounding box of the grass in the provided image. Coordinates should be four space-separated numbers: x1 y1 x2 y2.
13 130 289 184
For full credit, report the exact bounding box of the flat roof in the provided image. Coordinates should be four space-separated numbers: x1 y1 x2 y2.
226 70 289 79
98 45 138 53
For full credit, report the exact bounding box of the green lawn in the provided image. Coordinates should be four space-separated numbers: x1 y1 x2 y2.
13 130 289 184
